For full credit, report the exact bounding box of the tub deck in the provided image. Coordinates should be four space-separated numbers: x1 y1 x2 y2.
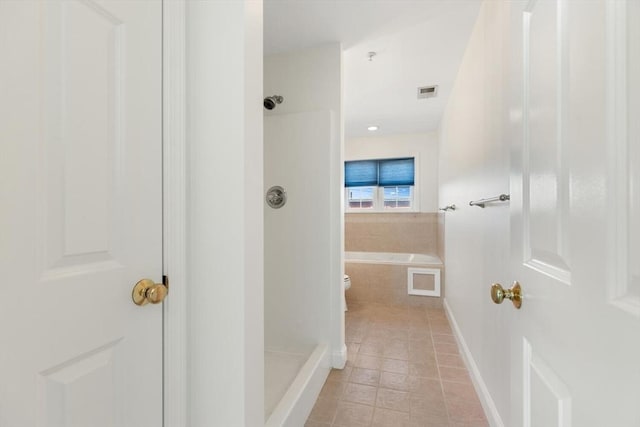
345 251 442 266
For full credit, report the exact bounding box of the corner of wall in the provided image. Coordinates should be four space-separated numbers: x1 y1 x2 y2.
437 0 511 424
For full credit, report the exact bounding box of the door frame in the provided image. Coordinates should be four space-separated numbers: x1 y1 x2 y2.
162 1 188 425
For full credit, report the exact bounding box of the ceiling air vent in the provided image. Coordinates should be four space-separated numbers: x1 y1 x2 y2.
417 85 438 99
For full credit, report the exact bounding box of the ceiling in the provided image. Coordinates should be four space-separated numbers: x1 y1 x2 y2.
264 0 482 138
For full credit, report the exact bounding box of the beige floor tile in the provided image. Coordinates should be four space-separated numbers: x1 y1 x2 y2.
436 353 465 369
434 342 459 355
379 371 411 391
445 399 487 424
347 328 367 343
343 382 378 406
376 388 411 412
441 381 479 402
409 347 437 363
328 366 352 382
409 394 448 419
350 367 381 386
367 328 394 340
430 323 453 335
304 420 331 427
360 340 386 357
354 354 383 370
409 414 450 426
347 342 361 355
438 366 471 384
409 360 439 379
307 283 488 427
319 379 346 399
381 358 409 374
372 407 412 427
408 377 444 400
432 334 457 344
410 341 435 355
409 329 432 342
308 397 338 424
449 421 488 427
383 340 410 360
333 401 375 427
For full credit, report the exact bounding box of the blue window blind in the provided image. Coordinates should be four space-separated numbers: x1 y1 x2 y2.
344 160 378 187
379 158 415 186
345 158 414 187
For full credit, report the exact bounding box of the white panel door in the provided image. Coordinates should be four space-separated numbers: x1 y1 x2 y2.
507 0 640 426
0 1 162 426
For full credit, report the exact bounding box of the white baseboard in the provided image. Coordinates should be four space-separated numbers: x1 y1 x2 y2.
443 299 505 427
331 343 347 369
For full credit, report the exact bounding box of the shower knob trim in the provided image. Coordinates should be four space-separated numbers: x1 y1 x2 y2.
266 185 287 209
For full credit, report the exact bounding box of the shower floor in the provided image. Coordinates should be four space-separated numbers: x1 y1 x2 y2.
264 350 308 420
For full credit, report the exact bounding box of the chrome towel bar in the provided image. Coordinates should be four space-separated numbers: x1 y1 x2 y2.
469 194 510 208
439 204 456 212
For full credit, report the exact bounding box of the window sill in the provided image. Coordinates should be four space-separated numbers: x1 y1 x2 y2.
345 209 419 214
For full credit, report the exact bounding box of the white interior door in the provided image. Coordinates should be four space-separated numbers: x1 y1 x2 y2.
0 1 162 426
507 0 640 426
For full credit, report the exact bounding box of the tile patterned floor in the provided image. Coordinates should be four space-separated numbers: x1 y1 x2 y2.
305 302 489 427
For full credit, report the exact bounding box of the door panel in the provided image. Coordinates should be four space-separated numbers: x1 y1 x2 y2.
523 339 571 427
41 0 124 278
523 0 571 284
39 340 122 427
0 1 162 426
510 0 640 426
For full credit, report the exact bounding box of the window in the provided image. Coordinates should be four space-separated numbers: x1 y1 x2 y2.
345 158 415 211
383 186 412 208
347 186 375 209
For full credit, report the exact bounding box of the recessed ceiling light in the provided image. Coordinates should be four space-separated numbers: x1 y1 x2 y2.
367 125 379 131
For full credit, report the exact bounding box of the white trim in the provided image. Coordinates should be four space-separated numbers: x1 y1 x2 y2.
605 0 640 317
332 343 347 369
443 299 505 427
265 345 331 427
162 1 187 426
407 267 441 297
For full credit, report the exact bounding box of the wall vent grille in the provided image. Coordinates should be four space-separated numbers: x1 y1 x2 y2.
417 85 438 99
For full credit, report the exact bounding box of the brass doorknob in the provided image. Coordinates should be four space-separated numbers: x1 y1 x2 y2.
132 279 168 306
491 281 522 309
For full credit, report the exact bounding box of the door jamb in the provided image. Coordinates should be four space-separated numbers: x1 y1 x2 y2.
162 1 187 426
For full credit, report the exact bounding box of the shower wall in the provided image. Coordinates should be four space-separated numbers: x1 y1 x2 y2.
264 44 344 363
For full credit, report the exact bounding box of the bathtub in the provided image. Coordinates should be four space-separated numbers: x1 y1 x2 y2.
344 251 444 305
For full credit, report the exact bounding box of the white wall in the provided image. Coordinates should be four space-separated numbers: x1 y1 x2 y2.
264 44 346 366
187 1 263 426
345 132 439 212
438 1 510 425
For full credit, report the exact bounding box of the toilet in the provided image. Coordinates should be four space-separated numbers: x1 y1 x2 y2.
343 275 351 311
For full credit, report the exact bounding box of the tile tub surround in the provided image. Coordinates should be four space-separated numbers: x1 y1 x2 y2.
345 263 444 308
305 303 488 427
345 213 440 255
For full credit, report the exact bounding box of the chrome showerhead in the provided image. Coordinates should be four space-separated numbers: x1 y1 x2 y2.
263 95 283 110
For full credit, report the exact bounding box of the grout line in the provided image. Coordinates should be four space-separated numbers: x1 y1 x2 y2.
428 312 453 426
